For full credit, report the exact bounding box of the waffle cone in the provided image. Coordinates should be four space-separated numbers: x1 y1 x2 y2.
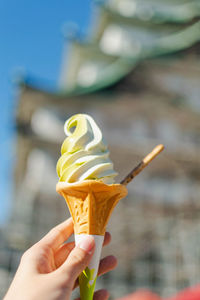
56 180 128 235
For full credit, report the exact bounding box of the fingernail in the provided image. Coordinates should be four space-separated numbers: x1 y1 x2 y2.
77 236 95 254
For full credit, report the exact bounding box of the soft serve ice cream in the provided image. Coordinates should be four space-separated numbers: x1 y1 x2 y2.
57 114 117 184
56 114 127 300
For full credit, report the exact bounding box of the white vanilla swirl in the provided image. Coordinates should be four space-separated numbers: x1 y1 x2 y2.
57 114 117 184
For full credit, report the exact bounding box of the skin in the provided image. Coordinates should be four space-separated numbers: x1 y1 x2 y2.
4 218 117 300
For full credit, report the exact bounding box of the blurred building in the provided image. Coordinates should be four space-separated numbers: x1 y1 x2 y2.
1 0 200 299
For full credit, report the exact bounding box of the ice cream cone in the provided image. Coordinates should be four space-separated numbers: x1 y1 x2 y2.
56 180 127 300
56 180 127 235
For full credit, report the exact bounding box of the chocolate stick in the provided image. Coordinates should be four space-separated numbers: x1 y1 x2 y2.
120 144 164 186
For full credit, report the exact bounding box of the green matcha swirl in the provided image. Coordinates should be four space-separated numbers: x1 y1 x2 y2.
57 114 117 184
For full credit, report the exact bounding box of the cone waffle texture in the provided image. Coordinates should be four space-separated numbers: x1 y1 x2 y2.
56 180 128 235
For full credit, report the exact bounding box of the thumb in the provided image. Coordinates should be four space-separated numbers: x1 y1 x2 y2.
59 235 95 287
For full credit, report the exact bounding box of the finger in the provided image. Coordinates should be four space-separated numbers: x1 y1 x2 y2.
55 232 111 273
54 242 75 269
103 232 111 247
75 289 109 300
38 218 74 251
98 255 117 277
93 289 109 300
58 235 95 288
73 255 117 289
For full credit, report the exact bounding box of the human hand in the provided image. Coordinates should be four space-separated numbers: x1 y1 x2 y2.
4 218 117 300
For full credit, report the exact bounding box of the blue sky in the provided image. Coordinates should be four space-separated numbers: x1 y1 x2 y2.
0 0 92 224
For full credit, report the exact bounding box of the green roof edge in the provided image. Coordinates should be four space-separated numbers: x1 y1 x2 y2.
21 21 200 97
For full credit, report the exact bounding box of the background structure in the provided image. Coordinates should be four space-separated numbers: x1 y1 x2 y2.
1 1 200 299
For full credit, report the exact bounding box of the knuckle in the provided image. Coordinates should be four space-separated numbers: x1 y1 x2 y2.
71 249 86 265
49 226 66 243
69 248 89 272
20 248 33 263
49 227 60 237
